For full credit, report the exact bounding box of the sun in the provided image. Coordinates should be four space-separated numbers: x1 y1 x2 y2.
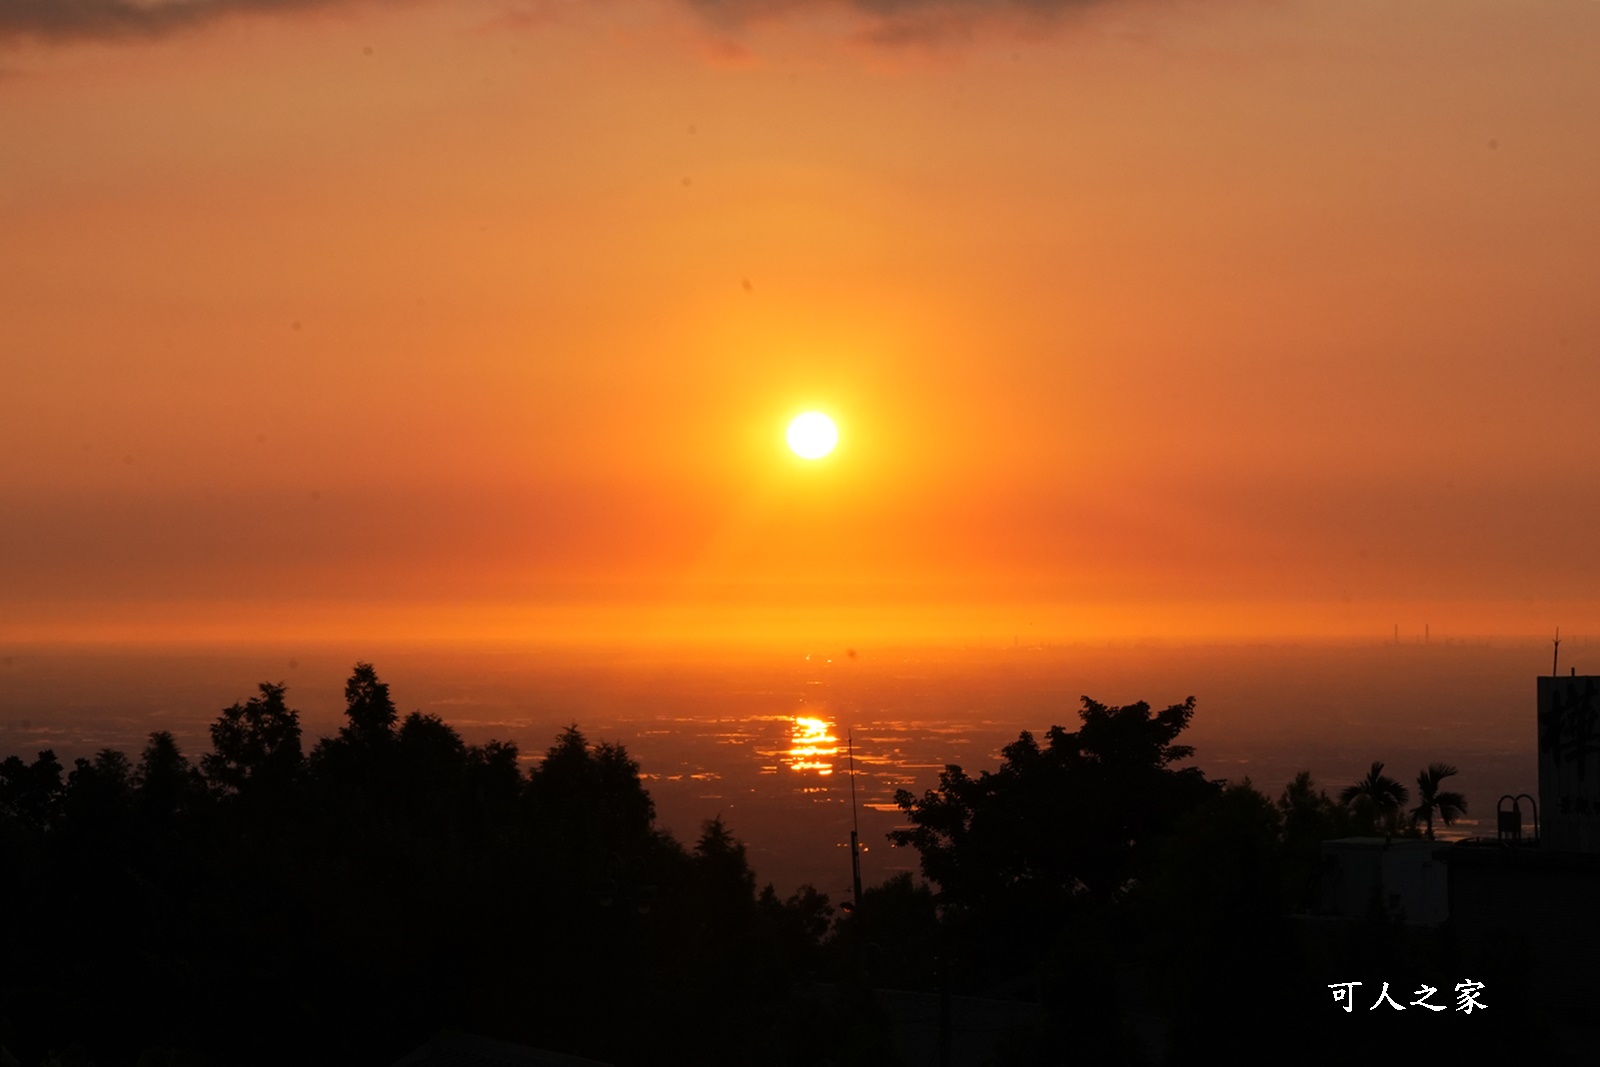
786 412 838 460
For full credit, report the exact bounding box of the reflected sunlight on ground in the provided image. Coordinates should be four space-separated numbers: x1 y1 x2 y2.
787 715 840 775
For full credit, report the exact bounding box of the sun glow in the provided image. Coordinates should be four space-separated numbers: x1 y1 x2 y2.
786 412 838 460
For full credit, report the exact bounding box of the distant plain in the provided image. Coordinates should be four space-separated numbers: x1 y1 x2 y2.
0 637 1562 894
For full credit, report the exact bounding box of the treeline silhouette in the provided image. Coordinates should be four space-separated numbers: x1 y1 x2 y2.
0 665 845 1066
0 670 1552 1065
879 696 1540 1064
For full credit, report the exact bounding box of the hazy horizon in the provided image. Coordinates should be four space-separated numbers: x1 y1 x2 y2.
2 636 1561 892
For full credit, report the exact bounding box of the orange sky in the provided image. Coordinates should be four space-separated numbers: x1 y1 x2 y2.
3 0 1599 646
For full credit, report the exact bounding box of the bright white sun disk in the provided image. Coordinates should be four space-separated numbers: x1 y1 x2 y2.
787 412 838 459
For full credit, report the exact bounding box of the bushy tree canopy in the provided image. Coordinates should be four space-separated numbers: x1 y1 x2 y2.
889 696 1217 912
341 661 397 747
201 682 303 795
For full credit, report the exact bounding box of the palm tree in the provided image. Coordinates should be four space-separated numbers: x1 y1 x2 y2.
1339 761 1410 834
1412 763 1468 840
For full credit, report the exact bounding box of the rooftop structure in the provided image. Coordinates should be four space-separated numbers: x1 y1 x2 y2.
1537 674 1600 852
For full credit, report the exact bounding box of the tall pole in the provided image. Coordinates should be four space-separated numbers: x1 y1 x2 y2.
1554 627 1561 678
848 730 863 909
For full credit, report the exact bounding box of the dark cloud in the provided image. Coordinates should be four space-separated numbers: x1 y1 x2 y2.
686 0 1112 45
0 0 1110 49
0 0 348 45
688 0 1107 22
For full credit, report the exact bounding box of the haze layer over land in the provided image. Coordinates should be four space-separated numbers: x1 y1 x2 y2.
0 638 1555 891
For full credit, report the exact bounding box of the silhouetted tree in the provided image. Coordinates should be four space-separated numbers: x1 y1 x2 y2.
396 711 467 771
465 738 522 811
1279 770 1346 841
694 815 757 910
63 749 134 828
1338 761 1410 835
890 696 1217 913
392 711 473 831
1144 780 1287 931
684 816 764 1029
134 730 200 821
0 750 65 831
1276 770 1350 910
528 725 656 858
1135 781 1327 1065
202 682 303 796
1411 762 1467 840
0 666 887 1067
841 872 939 990
307 664 402 795
340 661 397 748
759 882 834 975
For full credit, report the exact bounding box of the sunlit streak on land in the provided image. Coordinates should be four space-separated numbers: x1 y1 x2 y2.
788 715 840 775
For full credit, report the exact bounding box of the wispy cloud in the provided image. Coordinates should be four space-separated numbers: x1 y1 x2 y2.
686 0 1137 53
690 0 1107 15
3 0 1121 48
685 0 1113 33
0 0 353 45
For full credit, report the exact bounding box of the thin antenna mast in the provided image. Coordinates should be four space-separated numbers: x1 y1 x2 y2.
1554 627 1562 678
848 730 863 910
